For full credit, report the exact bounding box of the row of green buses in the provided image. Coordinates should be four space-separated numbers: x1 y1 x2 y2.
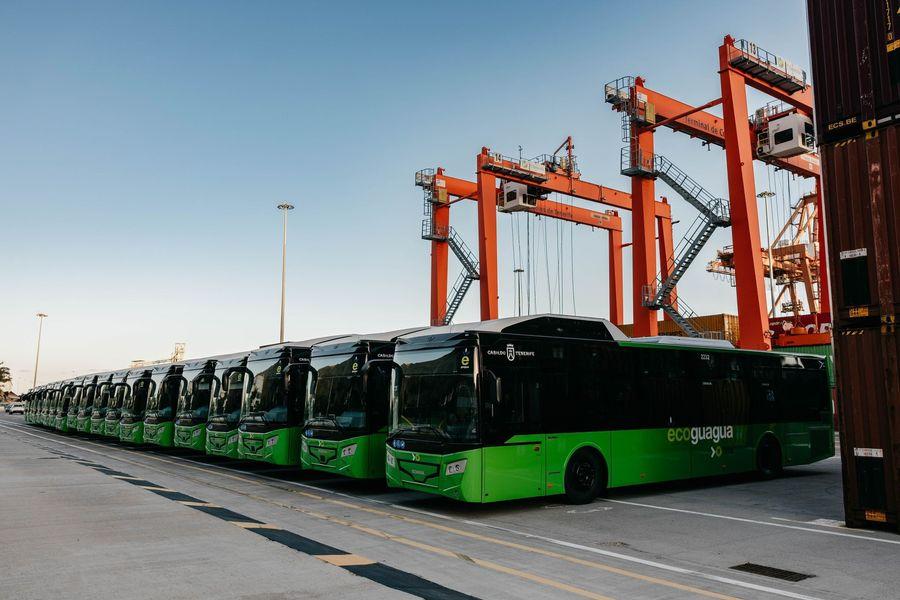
20 315 834 504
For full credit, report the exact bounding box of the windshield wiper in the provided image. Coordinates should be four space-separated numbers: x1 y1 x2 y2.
395 424 450 440
307 416 343 430
244 411 269 424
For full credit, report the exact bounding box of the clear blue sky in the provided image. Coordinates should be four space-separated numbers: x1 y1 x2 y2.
0 0 815 390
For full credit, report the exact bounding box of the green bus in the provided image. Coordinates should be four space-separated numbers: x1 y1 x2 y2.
39 386 54 426
89 373 117 435
385 315 834 504
173 356 220 451
76 375 99 434
119 366 159 443
64 378 85 432
143 364 186 447
104 370 133 439
302 328 426 479
238 337 345 466
206 352 252 459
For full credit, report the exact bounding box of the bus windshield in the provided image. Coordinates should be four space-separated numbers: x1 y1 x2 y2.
80 385 96 414
146 375 183 419
178 371 216 420
391 346 478 443
122 378 153 419
67 386 83 415
95 383 112 412
209 368 249 424
308 353 366 431
109 383 129 412
241 359 304 426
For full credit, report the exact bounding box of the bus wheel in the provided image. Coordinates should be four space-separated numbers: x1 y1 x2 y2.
757 436 783 478
564 449 606 504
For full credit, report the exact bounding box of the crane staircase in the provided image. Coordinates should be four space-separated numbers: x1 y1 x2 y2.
621 151 731 337
417 169 480 325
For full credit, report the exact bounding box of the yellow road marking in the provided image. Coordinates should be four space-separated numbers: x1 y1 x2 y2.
8 426 737 600
318 554 375 567
178 501 219 507
229 521 280 529
111 475 141 480
140 485 173 492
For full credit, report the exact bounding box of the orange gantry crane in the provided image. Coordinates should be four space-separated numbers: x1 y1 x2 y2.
605 35 828 350
416 138 676 327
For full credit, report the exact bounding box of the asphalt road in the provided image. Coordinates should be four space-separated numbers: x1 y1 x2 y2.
1 414 897 600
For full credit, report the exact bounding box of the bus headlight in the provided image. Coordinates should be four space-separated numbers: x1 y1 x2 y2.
266 436 278 447
341 444 357 458
301 440 308 453
385 451 396 468
445 459 467 476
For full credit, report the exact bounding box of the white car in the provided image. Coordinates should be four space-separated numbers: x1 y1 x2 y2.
8 402 24 415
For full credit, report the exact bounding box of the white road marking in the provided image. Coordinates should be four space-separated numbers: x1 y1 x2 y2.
0 421 871 600
599 498 900 546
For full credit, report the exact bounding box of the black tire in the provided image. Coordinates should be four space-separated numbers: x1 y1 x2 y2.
564 448 606 504
757 436 783 478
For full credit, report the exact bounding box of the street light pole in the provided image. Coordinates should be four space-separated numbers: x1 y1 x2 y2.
758 191 777 317
513 268 525 316
33 313 47 388
277 203 295 343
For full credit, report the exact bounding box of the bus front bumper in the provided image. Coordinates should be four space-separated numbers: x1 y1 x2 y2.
143 421 175 447
301 433 385 479
385 446 483 502
119 421 144 444
90 418 106 436
238 428 300 466
174 424 206 450
205 429 239 458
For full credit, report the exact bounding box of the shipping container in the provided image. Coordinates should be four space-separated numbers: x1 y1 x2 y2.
820 123 900 329
807 0 900 144
833 327 900 531
618 313 740 345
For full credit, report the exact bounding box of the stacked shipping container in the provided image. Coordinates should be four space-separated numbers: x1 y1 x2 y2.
808 0 900 530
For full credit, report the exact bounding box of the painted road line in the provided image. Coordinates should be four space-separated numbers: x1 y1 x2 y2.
600 498 900 546
2 423 797 600
318 554 376 567
4 426 639 599
17 433 478 600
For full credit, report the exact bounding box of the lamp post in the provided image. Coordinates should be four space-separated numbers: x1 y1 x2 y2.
33 313 47 388
277 204 295 343
513 268 525 316
758 191 777 317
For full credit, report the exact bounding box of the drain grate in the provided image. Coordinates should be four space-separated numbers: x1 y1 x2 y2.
730 563 813 582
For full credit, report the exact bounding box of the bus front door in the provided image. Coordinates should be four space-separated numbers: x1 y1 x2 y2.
482 436 545 502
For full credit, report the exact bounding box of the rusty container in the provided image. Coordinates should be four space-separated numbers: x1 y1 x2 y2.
833 327 900 530
807 0 900 144
819 124 900 329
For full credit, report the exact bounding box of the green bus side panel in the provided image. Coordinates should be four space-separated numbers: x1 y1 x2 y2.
386 422 833 503
301 432 386 479
119 421 144 444
205 429 239 458
67 416 78 431
174 424 206 451
238 427 300 466
90 417 105 436
143 421 175 447
56 417 69 433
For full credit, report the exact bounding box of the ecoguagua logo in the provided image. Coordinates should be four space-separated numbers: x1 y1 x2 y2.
668 425 734 445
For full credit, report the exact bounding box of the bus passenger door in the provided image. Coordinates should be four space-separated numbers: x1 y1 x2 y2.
481 371 545 501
